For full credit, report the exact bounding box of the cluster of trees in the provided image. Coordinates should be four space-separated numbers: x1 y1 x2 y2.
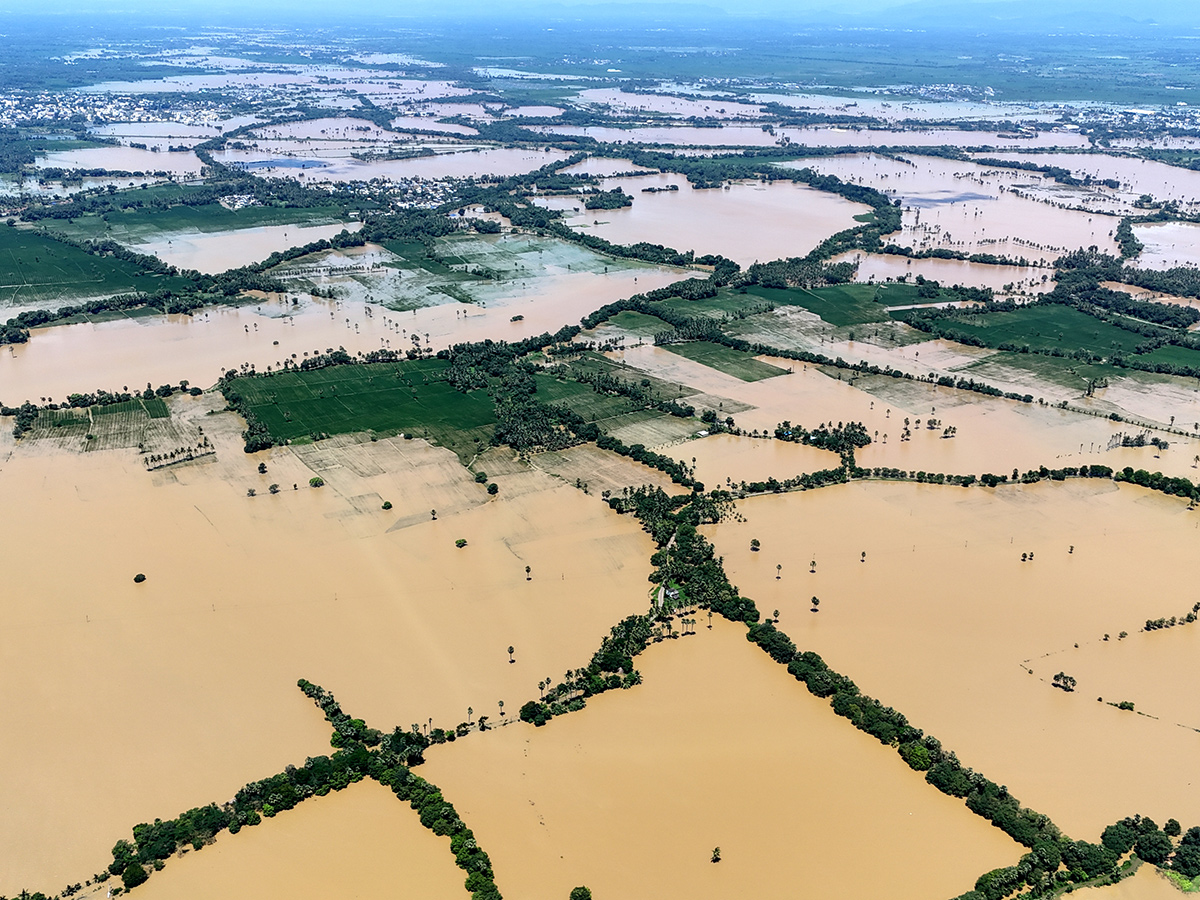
380 768 502 900
1114 218 1145 259
519 615 652 727
582 188 632 210
773 420 870 464
104 744 376 891
570 368 695 418
1113 465 1199 500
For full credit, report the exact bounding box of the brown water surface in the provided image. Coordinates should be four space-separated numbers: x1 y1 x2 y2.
136 780 464 900
423 618 1022 900
706 479 1200 838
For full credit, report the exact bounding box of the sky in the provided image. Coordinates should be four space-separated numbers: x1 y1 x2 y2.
1 0 1196 29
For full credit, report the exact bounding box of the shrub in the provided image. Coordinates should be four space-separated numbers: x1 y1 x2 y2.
133 573 146 584
382 501 393 510
487 482 499 495
455 538 468 548
309 476 325 488
570 888 593 900
121 863 148 890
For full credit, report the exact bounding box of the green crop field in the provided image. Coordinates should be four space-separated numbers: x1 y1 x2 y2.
0 227 191 308
663 340 787 381
908 305 1148 356
601 310 671 337
231 359 497 463
745 284 893 327
1135 345 1200 370
52 203 350 244
532 374 638 422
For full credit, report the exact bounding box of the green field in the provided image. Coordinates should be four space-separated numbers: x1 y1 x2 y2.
1136 344 1200 370
231 359 496 463
0 227 191 308
662 340 787 381
601 310 672 337
533 374 638 422
961 352 1115 392
907 305 1149 356
747 284 894 327
51 202 350 244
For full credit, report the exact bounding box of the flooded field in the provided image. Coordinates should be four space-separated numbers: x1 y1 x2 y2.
706 479 1200 838
988 151 1200 208
0 247 684 403
422 618 1022 900
796 154 1122 263
836 251 1051 295
539 173 871 265
92 121 224 150
1130 221 1200 268
135 221 361 273
0 402 656 894
213 145 571 182
136 780 464 900
1076 865 1184 900
537 123 1096 150
608 343 1200 480
35 145 202 176
667 432 840 487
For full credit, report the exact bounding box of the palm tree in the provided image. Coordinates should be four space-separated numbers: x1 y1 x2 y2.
776 564 782 580
507 646 515 664
525 565 532 581
498 700 505 716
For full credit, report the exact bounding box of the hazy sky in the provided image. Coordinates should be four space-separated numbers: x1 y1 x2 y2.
1 0 1195 28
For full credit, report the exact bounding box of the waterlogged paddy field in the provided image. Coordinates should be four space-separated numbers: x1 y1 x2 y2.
538 173 872 266
0 226 192 309
136 780 465 900
796 154 1122 264
705 479 1200 839
0 249 685 403
607 343 1200 481
0 401 656 894
423 619 1023 900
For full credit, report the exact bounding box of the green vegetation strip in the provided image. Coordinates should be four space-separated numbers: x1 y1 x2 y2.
661 340 787 381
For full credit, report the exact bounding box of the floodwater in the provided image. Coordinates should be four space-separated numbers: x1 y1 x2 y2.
794 154 1121 263
422 618 1022 900
834 252 1052 295
539 173 871 266
137 780 464 900
1130 221 1200 268
0 261 683 403
92 121 224 150
536 124 1095 150
609 343 1200 480
575 88 765 120
985 151 1200 208
212 146 571 182
0 404 656 894
135 221 362 274
1075 865 1184 900
705 479 1200 839
668 432 841 488
746 91 1069 125
35 146 202 176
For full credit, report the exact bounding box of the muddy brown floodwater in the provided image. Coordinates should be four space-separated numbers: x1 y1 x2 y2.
422 618 1022 900
135 780 464 900
0 264 683 403
540 173 871 266
0 407 655 894
705 479 1200 839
